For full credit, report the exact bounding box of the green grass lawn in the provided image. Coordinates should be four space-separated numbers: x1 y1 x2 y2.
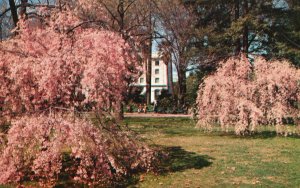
122 117 300 188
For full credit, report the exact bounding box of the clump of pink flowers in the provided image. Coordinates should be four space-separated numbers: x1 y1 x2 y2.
0 114 157 186
0 6 139 120
197 55 300 135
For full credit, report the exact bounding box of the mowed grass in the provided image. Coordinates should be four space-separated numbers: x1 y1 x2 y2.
122 117 300 188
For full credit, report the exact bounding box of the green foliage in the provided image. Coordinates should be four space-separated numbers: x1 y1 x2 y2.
185 73 199 107
125 86 146 104
188 0 300 66
274 0 300 66
185 69 210 107
156 90 177 113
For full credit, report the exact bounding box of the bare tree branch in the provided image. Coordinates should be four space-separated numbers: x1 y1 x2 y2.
66 20 108 34
0 3 57 19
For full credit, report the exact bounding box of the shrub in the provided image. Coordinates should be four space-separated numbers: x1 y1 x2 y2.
197 55 300 135
0 114 157 186
156 90 177 113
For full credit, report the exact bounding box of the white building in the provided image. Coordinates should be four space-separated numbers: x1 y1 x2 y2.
135 53 173 103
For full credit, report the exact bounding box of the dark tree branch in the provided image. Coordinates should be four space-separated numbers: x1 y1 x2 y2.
248 33 257 48
99 2 120 24
66 20 108 34
123 0 137 13
0 3 57 19
280 32 300 49
9 0 19 26
0 46 28 57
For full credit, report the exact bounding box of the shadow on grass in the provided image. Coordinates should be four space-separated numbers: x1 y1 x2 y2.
122 146 213 187
244 131 300 139
54 181 85 188
211 131 300 139
160 146 213 172
199 131 279 139
187 127 300 139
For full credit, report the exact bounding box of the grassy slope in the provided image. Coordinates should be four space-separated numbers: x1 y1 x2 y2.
122 117 300 188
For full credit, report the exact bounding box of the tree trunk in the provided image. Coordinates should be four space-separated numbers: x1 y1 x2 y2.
19 0 28 19
115 0 125 121
177 65 186 108
167 60 174 96
234 0 241 54
243 0 249 55
0 20 2 42
114 102 124 121
146 8 152 105
118 0 124 32
146 43 152 105
9 0 18 27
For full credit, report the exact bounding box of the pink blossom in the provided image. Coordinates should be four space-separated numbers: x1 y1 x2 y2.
197 55 300 135
0 8 139 119
0 114 157 186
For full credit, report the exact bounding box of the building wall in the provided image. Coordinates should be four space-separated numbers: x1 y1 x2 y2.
135 53 171 103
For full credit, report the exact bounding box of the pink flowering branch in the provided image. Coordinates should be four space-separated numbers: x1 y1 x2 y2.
197 55 300 135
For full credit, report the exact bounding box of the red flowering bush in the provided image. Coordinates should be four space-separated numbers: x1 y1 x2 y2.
0 114 156 186
0 3 155 187
0 8 139 120
197 55 300 135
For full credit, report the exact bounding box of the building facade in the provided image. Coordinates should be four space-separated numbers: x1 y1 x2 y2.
135 53 173 103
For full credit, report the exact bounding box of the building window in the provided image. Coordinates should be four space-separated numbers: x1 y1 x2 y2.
155 78 159 83
140 78 144 83
155 69 159 74
155 60 159 66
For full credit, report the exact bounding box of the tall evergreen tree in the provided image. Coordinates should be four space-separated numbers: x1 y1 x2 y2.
273 0 300 66
188 0 300 66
